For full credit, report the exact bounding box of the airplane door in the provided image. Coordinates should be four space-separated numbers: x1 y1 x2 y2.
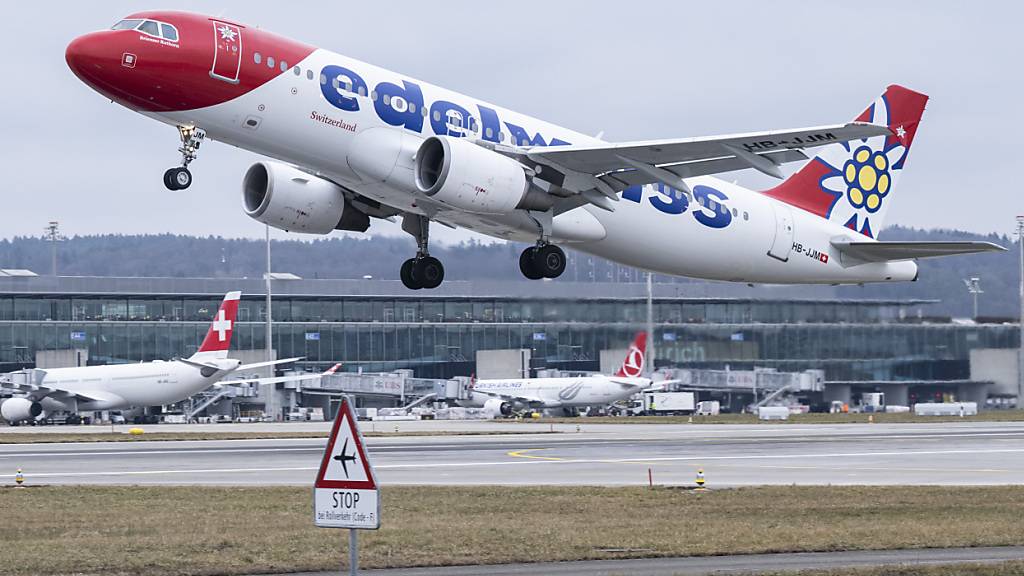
210 20 242 84
768 203 794 261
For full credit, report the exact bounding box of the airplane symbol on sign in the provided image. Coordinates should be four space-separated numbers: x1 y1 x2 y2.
333 437 357 478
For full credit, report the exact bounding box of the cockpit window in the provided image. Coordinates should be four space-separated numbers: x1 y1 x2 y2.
111 19 143 31
160 23 178 42
138 20 160 36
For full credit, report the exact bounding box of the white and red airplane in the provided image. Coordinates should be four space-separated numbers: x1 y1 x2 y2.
461 333 655 416
0 291 304 424
65 12 1003 290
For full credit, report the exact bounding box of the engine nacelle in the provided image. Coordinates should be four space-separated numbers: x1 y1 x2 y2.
415 136 551 214
243 161 369 234
1 398 42 423
483 398 514 418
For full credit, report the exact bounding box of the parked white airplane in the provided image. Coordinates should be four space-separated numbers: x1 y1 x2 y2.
461 333 653 416
65 12 1003 290
0 291 301 424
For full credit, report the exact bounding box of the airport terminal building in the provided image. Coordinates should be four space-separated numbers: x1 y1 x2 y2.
0 274 1018 414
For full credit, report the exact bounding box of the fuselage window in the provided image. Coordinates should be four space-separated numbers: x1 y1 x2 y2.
732 208 738 217
254 52 262 64
293 65 301 76
307 69 314 81
138 20 159 37
358 86 367 97
432 110 441 122
160 23 178 42
280 61 288 72
421 107 428 117
319 73 327 85
743 211 750 221
383 94 391 106
371 91 378 101
111 19 143 30
485 127 493 139
267 56 275 69
408 102 416 113
498 131 506 142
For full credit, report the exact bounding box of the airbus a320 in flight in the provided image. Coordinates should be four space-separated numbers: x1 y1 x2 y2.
66 12 1003 289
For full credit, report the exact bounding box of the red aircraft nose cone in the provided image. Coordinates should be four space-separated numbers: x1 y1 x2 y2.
66 32 112 84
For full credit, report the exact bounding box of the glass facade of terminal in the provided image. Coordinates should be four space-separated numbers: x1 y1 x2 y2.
0 285 1016 382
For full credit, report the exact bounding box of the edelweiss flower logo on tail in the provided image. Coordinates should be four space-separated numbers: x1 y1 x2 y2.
816 96 908 238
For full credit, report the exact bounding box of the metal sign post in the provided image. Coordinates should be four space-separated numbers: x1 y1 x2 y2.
314 397 380 575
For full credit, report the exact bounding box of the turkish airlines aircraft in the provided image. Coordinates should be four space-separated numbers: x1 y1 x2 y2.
65 12 1003 290
461 333 653 416
0 291 303 424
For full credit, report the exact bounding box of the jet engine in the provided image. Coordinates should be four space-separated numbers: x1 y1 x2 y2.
415 136 553 214
0 398 42 423
243 161 369 234
483 398 514 418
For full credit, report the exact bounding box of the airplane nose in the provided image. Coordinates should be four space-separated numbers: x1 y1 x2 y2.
65 32 112 84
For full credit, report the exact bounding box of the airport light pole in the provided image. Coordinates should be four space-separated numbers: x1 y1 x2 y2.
646 272 654 376
1018 216 1024 406
265 224 273 364
43 221 65 276
963 277 983 320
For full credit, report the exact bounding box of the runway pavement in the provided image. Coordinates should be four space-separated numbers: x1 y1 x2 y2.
3 421 1024 486
282 546 1024 576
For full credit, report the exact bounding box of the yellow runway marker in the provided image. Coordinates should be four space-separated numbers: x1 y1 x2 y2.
507 448 566 461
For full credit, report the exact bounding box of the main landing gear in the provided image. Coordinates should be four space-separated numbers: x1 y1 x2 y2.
163 126 206 191
400 215 445 290
519 243 566 280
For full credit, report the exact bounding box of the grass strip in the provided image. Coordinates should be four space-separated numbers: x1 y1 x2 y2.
0 429 559 444
2 485 1023 576
532 410 1024 425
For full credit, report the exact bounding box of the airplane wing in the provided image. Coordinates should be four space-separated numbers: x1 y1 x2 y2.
216 373 323 387
830 240 1006 264
236 357 303 371
522 122 890 209
0 371 118 403
470 388 549 408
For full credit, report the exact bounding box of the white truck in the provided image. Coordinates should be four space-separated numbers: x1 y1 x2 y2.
638 392 695 415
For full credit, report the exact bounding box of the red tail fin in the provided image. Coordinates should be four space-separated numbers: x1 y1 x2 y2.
192 291 241 359
762 85 928 238
614 332 647 378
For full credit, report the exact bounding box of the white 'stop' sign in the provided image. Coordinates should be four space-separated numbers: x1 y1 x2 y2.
313 398 380 529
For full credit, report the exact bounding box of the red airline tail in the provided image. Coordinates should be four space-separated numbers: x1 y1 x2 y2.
762 85 929 239
614 332 647 378
191 291 241 360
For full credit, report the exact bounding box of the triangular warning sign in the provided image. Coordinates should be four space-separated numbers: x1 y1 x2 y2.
315 398 377 490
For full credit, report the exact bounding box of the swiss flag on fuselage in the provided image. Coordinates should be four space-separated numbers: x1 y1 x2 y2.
197 291 241 353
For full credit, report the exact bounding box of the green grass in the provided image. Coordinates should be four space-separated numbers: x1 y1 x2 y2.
0 429 559 444
2 485 1024 575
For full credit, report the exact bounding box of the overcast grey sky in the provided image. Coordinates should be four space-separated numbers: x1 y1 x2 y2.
0 1 1019 244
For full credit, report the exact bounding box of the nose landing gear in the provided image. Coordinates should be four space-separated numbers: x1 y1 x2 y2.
163 126 206 191
519 243 566 280
400 215 446 290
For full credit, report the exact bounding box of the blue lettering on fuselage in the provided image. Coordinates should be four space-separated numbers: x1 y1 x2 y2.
319 64 571 147
622 183 732 229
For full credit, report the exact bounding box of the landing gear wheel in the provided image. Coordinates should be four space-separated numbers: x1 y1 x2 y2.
415 256 445 289
163 167 192 190
519 248 544 280
533 244 566 279
400 258 421 290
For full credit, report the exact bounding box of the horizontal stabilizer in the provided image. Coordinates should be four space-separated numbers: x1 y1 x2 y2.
831 240 1006 263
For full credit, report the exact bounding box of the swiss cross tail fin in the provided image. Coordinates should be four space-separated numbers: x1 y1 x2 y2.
190 291 241 360
614 332 647 378
762 85 929 238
